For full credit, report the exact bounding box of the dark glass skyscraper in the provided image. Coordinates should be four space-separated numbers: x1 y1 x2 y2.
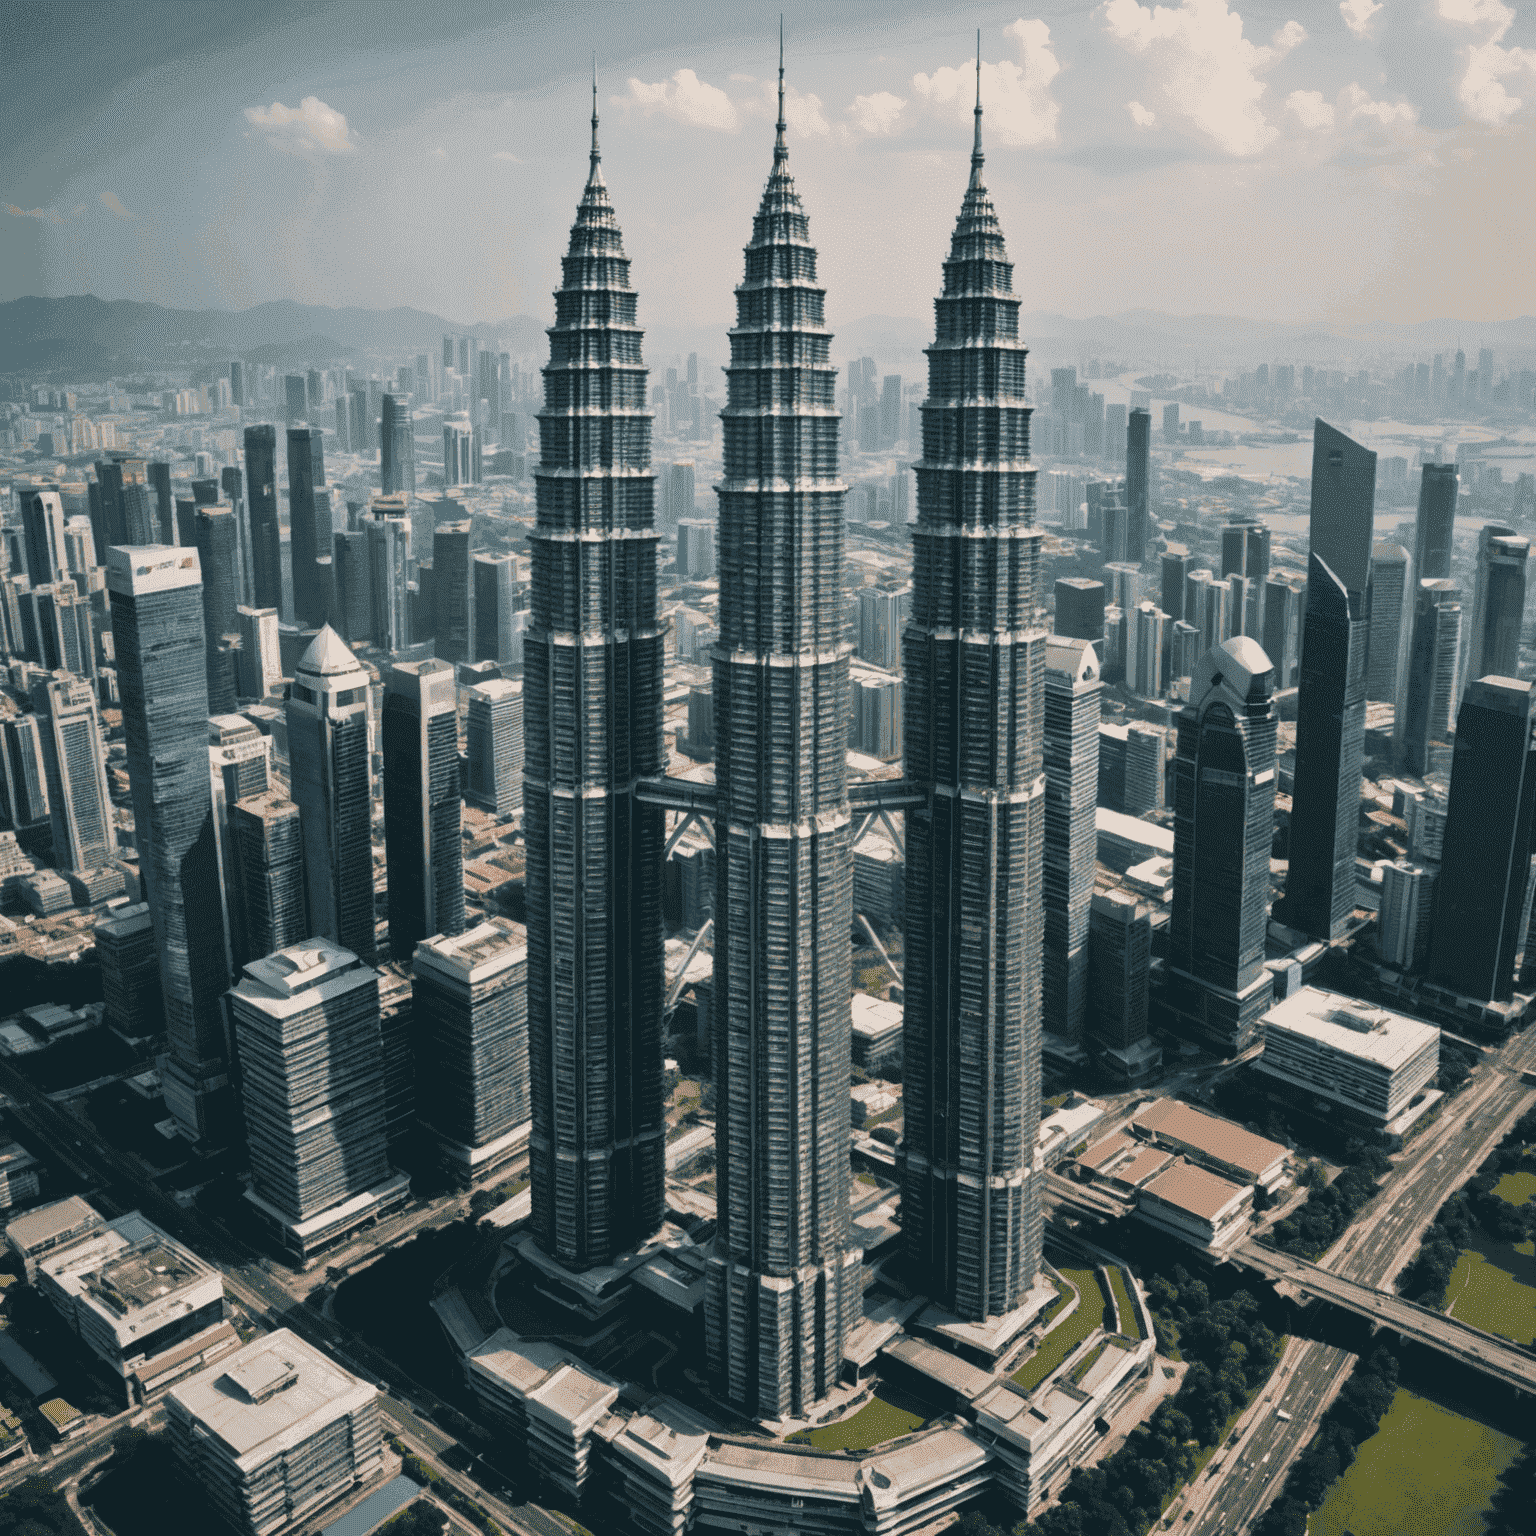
108 546 231 1139
704 66 860 1420
286 427 331 627
525 92 666 1273
194 505 240 715
1429 677 1536 1003
1166 636 1277 1052
1125 406 1151 565
1284 420 1375 941
1412 463 1458 581
1395 578 1462 775
901 81 1045 1324
381 393 416 497
1459 523 1529 707
243 426 283 613
382 657 463 960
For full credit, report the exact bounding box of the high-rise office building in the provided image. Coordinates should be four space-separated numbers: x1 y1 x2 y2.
331 530 371 645
208 714 272 974
349 387 369 456
31 583 92 676
1088 889 1157 1084
675 518 716 580
1220 521 1270 639
1166 636 1277 1052
1042 637 1101 1053
380 393 415 497
1124 720 1167 816
1285 420 1375 941
334 397 352 455
525 92 665 1277
1262 573 1305 689
242 426 283 614
1125 407 1151 564
1458 523 1529 706
431 521 474 663
1413 464 1458 581
235 605 281 702
414 920 531 1184
283 374 307 424
228 359 243 408
194 506 241 715
856 585 908 672
1364 542 1412 706
1396 583 1463 778
705 72 860 1420
286 627 376 964
901 87 1044 1332
1378 859 1434 971
1054 577 1105 643
472 553 515 666
147 461 176 546
1 714 49 830
229 939 403 1255
94 458 154 547
229 792 307 963
1131 601 1167 698
366 495 411 653
286 427 331 627
1428 677 1536 1003
382 658 463 961
443 418 475 487
31 672 111 872
465 679 523 817
21 490 68 587
108 546 231 1139
96 902 164 1042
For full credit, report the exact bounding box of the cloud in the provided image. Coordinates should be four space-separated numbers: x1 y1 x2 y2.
1286 88 1336 129
911 18 1062 148
244 96 357 154
5 202 86 224
1127 99 1158 126
1100 0 1303 156
1339 0 1383 36
99 191 135 219
848 91 906 136
1437 0 1515 31
1341 81 1417 126
1456 38 1536 120
620 69 740 132
748 80 831 137
492 151 522 163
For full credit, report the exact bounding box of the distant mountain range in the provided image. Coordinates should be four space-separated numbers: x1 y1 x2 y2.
4 294 1534 378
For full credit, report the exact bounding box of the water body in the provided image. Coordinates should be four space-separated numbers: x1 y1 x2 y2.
1311 1388 1521 1536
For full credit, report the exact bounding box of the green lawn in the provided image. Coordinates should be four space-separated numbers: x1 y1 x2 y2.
787 1395 925 1450
1311 1389 1521 1536
1444 1236 1536 1345
1107 1266 1143 1339
1493 1168 1536 1207
1012 1267 1107 1392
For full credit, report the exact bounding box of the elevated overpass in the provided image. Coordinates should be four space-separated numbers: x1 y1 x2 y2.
1233 1240 1536 1395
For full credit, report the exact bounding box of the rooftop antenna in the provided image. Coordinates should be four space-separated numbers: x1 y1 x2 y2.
775 15 788 165
591 54 600 168
971 29 985 186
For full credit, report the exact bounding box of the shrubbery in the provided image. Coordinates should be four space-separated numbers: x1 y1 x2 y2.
1267 1150 1391 1260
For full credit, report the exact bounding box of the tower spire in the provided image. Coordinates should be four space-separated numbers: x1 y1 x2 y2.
589 55 602 180
970 30 985 188
774 15 788 166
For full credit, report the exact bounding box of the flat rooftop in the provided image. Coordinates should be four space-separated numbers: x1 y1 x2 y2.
1141 1160 1249 1222
42 1215 214 1314
1132 1097 1288 1179
414 918 526 983
4 1195 101 1254
1261 985 1439 1071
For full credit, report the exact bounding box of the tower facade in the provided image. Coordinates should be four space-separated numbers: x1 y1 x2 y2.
1412 463 1458 581
31 672 111 872
108 546 231 1139
1125 407 1151 565
524 94 666 1272
382 657 464 961
1459 523 1529 706
1395 578 1462 775
704 71 861 1420
900 87 1046 1323
229 792 308 962
366 495 411 653
1284 420 1375 941
380 393 416 497
286 427 331 627
1364 541 1412 706
286 627 376 964
1166 637 1277 1053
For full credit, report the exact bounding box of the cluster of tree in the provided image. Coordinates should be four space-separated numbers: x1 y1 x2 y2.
1267 1149 1391 1260
0 1477 78 1536
1484 1439 1536 1536
382 1502 449 1536
1399 1109 1536 1304
399 1449 501 1535
1251 1347 1401 1536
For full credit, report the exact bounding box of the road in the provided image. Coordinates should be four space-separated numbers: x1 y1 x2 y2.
1180 1026 1536 1535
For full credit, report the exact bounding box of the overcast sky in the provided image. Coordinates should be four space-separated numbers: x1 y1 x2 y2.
3 0 1532 329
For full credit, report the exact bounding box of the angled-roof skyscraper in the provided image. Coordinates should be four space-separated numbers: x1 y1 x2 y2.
901 64 1048 1323
703 51 862 1421
525 86 666 1272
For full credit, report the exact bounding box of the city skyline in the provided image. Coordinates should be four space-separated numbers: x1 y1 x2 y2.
4 1 1534 332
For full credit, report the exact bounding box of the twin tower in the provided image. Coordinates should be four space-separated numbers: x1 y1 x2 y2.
524 63 1045 1421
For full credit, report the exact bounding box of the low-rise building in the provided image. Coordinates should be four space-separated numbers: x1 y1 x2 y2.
1135 1159 1253 1252
4 1195 104 1282
35 1210 235 1404
851 992 903 1074
1129 1097 1290 1194
1256 985 1440 1137
167 1330 382 1536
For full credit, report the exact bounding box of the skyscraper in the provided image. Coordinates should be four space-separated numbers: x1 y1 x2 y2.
1364 541 1413 707
1054 577 1105 642
1131 601 1167 698
96 903 164 1042
31 672 111 872
1413 463 1458 581
1165 637 1277 1053
194 505 240 714
21 490 68 587
242 426 283 614
525 91 666 1276
286 427 331 627
380 393 415 497
1395 579 1462 776
1125 407 1151 564
1220 521 1270 639
465 679 523 817
1262 573 1305 689
473 553 516 666
1042 638 1101 1055
1284 420 1375 941
208 714 272 973
108 546 231 1138
235 605 281 702
431 521 474 663
901 76 1045 1330
366 495 411 653
331 530 372 645
443 419 474 487
705 62 861 1420
1088 890 1157 1084
1 714 49 830
148 461 176 546
229 792 307 963
1428 677 1536 1003
382 658 463 961
286 626 376 964
1458 523 1529 706
414 920 531 1184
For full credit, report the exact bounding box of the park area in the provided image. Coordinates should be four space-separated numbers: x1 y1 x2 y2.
1444 1162 1536 1345
786 1390 928 1451
1011 1266 1108 1392
1310 1389 1522 1536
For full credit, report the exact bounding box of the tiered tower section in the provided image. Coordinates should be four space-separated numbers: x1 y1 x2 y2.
901 85 1047 1320
704 71 861 1422
525 93 665 1270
